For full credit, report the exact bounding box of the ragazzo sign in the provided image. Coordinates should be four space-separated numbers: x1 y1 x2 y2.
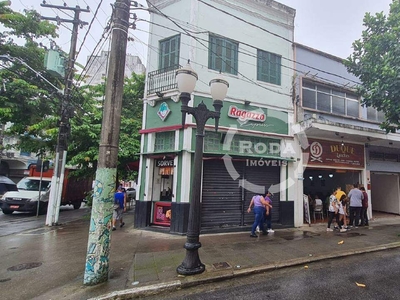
156 159 174 167
228 105 266 123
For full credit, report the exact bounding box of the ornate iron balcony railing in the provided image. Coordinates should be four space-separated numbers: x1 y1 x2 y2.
147 64 181 96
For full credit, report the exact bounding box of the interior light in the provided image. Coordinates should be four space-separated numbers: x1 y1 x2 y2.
318 174 322 179
329 173 334 178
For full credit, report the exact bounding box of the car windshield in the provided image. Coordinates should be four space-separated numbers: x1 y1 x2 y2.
17 178 51 191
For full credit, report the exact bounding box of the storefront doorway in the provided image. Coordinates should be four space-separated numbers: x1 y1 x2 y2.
151 157 174 227
201 159 281 230
303 168 361 201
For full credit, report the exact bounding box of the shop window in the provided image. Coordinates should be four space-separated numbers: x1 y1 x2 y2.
154 131 175 152
384 153 398 162
159 35 180 70
153 201 171 226
369 151 384 161
208 34 238 75
366 106 385 123
302 79 360 118
204 132 220 152
257 49 281 85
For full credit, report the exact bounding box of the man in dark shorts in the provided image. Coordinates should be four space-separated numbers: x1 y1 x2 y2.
112 186 126 231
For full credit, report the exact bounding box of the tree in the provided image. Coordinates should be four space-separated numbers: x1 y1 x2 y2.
346 0 400 132
0 1 61 153
0 2 145 180
68 73 144 180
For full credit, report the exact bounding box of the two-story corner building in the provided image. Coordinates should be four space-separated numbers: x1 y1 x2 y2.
294 43 400 222
135 0 300 234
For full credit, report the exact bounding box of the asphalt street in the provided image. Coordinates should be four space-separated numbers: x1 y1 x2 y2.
141 249 400 300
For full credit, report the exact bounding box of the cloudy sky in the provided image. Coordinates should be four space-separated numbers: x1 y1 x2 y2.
9 0 394 66
278 0 393 58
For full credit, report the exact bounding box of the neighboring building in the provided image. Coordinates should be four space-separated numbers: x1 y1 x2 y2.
0 123 38 183
294 43 400 220
136 0 298 234
85 50 146 85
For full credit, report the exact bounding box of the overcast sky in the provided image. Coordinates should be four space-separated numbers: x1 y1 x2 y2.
278 0 393 58
9 0 394 66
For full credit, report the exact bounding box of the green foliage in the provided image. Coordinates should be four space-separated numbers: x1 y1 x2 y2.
0 3 145 182
346 0 400 132
67 73 145 180
0 3 61 152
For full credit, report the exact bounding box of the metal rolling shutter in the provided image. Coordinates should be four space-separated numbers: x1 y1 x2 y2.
201 159 243 229
202 159 281 229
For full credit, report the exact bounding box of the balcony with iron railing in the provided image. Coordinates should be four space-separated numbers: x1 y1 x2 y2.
147 64 181 96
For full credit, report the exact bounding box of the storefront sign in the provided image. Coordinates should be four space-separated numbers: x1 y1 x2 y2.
156 159 174 167
304 139 364 168
157 102 171 121
228 105 266 123
153 201 171 226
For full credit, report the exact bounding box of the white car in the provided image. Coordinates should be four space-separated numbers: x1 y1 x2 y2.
126 188 136 200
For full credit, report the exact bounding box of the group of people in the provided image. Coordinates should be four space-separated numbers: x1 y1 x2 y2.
326 184 369 232
247 190 274 237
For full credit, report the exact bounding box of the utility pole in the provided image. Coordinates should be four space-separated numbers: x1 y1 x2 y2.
40 3 90 226
83 0 131 285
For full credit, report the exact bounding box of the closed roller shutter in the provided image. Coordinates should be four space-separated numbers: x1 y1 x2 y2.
201 159 243 229
202 158 281 230
243 164 280 225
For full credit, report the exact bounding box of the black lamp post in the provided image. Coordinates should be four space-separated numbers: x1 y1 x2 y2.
176 62 229 275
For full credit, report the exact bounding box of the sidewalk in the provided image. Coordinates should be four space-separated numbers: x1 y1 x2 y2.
1 209 400 300
94 215 400 300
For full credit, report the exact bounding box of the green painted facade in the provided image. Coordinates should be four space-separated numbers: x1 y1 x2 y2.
145 99 181 129
145 96 288 135
193 96 288 135
139 96 289 203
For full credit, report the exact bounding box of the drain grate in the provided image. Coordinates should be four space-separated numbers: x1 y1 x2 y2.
212 262 231 270
7 262 42 271
0 278 11 283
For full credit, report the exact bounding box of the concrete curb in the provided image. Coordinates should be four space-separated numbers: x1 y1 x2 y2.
89 242 400 300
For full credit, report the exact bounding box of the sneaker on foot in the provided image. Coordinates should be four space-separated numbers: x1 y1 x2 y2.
250 233 258 238
340 228 347 232
262 231 269 235
267 229 275 233
120 222 125 228
112 227 116 231
326 228 333 232
256 226 260 233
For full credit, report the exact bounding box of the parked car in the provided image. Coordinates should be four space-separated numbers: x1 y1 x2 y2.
0 176 18 198
126 188 136 200
0 165 92 215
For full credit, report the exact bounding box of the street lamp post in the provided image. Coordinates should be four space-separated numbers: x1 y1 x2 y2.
176 62 229 275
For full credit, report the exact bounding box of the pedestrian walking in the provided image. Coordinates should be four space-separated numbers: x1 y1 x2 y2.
337 194 349 229
112 186 127 231
264 191 274 233
337 194 347 232
360 187 369 226
327 189 342 232
247 193 272 237
348 183 364 227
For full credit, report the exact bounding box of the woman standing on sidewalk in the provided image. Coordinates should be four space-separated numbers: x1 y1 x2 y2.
247 193 272 237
